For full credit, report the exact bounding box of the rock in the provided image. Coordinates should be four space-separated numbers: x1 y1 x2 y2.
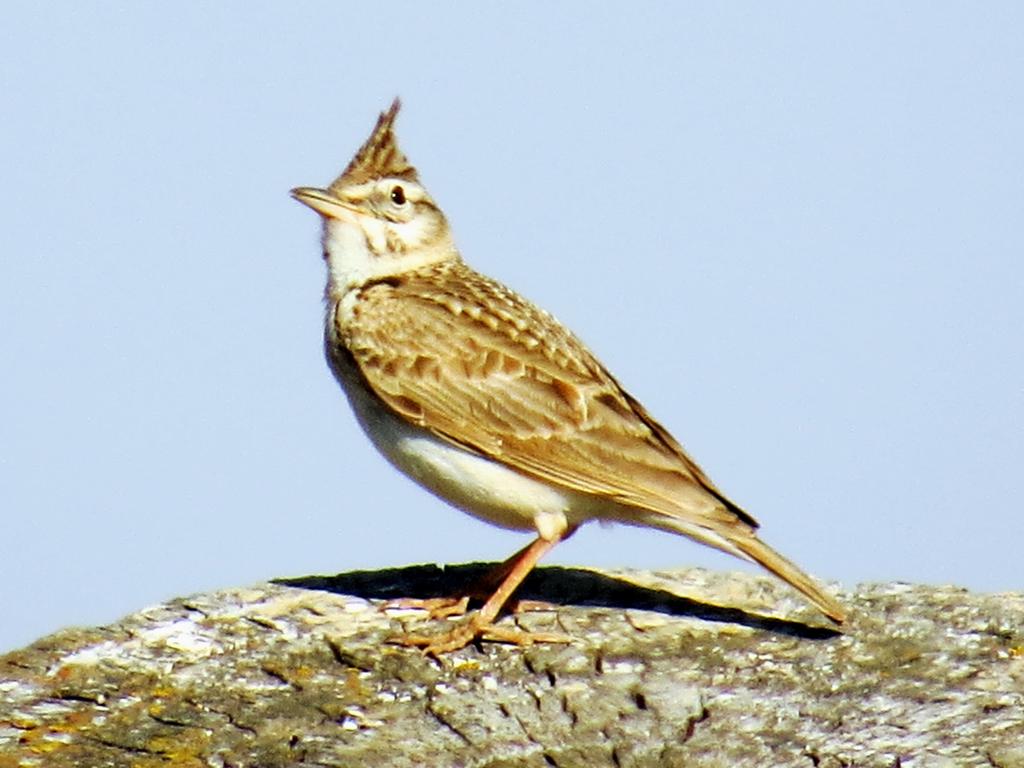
1 564 1021 767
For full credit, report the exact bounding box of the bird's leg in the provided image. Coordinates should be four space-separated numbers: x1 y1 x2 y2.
380 538 540 620
398 528 575 656
383 528 579 621
483 527 580 615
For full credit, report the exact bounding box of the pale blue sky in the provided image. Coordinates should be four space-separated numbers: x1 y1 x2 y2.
2 4 1021 652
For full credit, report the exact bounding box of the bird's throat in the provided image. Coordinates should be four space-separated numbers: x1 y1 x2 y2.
322 218 460 302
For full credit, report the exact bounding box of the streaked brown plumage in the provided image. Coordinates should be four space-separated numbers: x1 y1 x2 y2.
343 260 749 523
293 99 845 654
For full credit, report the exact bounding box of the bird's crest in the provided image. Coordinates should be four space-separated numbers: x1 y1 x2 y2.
329 98 419 193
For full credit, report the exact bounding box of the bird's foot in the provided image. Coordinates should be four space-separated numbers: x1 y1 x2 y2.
383 595 555 620
510 598 560 613
381 595 471 621
396 614 571 657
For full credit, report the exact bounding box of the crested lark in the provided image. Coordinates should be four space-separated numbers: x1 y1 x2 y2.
292 99 846 654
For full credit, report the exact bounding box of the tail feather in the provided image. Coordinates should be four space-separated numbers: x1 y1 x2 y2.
732 534 847 625
631 509 847 624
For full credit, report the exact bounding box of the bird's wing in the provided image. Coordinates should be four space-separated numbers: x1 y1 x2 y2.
340 261 755 529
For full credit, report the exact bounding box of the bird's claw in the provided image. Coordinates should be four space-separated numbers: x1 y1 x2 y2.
395 615 571 657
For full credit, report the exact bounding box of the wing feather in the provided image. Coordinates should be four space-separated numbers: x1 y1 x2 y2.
340 261 755 529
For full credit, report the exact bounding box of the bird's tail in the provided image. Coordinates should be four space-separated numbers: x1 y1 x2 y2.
632 507 847 624
730 533 847 625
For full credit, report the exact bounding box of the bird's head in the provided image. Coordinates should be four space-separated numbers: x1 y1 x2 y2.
291 99 457 296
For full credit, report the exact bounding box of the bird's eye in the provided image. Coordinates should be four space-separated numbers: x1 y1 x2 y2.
390 185 406 205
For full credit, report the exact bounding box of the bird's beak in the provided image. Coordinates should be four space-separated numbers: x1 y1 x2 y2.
290 187 361 220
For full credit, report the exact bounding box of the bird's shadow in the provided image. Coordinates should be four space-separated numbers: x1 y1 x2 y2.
274 563 840 641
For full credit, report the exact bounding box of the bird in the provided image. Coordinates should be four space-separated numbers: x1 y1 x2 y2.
291 99 846 655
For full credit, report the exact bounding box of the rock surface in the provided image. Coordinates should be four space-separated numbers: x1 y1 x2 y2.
1 564 1022 767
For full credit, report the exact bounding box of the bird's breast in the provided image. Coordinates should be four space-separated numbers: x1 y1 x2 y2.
323 319 575 536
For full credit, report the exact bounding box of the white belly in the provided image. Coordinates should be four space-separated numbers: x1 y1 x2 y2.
386 428 573 536
328 342 576 540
